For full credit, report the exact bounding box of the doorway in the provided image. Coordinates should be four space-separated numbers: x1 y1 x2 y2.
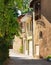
29 40 33 56
35 45 39 56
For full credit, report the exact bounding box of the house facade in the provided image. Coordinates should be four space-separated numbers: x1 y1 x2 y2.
20 13 33 56
30 0 51 58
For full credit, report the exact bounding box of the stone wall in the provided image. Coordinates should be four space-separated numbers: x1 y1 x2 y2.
13 36 22 53
36 15 51 58
33 13 51 58
41 0 51 22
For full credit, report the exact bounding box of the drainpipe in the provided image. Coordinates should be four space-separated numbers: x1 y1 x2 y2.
32 12 34 57
32 11 35 57
32 2 36 57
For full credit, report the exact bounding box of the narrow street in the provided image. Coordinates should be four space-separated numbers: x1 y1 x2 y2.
9 49 34 59
4 49 51 65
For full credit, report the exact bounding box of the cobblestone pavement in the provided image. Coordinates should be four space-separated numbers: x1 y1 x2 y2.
4 49 51 65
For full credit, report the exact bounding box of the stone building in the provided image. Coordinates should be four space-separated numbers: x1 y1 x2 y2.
30 0 51 58
20 13 33 56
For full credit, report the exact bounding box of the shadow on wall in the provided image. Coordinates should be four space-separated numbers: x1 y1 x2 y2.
41 0 51 23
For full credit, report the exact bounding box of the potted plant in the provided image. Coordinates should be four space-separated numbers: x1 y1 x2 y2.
47 55 51 62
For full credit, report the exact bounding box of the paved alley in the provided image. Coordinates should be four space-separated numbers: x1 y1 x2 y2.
4 49 51 65
9 49 34 59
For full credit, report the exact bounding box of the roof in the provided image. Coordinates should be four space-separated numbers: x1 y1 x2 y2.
17 12 32 23
21 13 32 22
17 15 25 23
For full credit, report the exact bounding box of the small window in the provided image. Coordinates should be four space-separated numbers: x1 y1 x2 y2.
20 22 25 33
20 22 22 28
30 21 33 31
39 31 43 38
27 23 29 31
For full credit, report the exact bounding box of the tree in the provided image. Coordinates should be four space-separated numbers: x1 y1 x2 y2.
0 0 21 62
0 0 32 63
14 0 32 14
0 0 21 44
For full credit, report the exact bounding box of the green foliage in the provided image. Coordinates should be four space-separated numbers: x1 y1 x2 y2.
14 0 23 9
14 0 32 14
0 0 21 63
0 0 21 43
47 55 51 58
0 0 31 63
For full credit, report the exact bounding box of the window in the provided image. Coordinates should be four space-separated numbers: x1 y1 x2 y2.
27 21 32 36
30 21 33 31
20 22 25 33
27 21 33 36
27 23 29 31
27 21 33 31
20 22 22 28
36 45 39 56
39 31 43 38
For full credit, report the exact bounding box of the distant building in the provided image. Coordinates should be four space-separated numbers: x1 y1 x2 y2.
30 0 51 58
13 15 24 53
20 13 33 56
